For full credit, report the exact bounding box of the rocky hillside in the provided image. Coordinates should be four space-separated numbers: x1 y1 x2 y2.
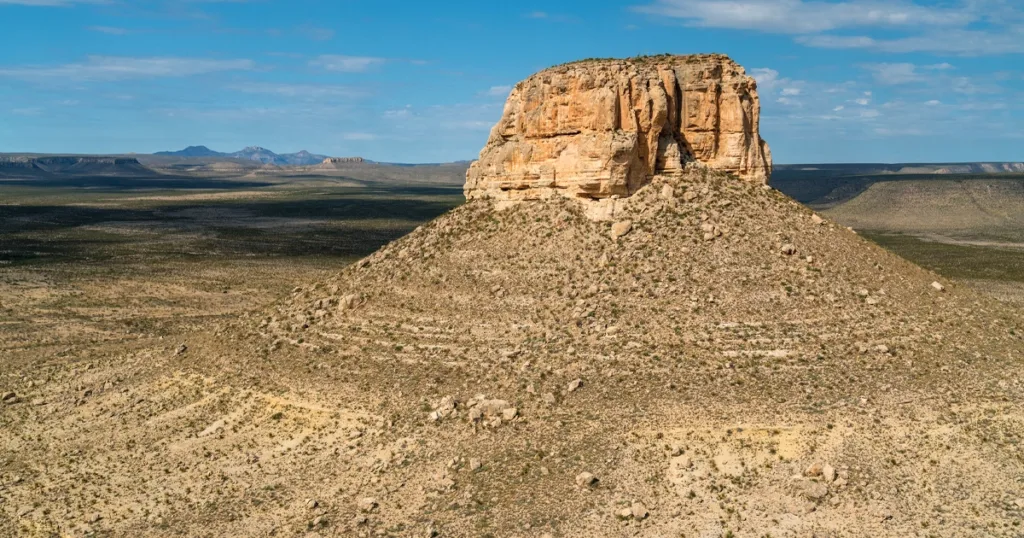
253 165 1023 537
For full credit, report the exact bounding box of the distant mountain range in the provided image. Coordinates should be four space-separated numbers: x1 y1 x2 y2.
154 146 332 166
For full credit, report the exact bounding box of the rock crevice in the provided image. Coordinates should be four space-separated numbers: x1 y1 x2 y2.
465 54 772 201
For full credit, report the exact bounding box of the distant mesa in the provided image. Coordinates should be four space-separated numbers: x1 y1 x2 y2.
465 54 772 203
321 157 366 166
0 155 151 177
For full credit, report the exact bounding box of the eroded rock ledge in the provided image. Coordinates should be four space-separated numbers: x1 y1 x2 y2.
465 54 772 202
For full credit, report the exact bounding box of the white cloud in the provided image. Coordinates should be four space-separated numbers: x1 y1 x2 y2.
310 55 385 73
443 120 494 131
634 0 975 34
797 27 1024 55
751 68 809 103
860 63 1002 94
951 77 984 94
87 26 129 35
925 100 941 106
0 0 106 5
231 83 363 99
524 10 578 22
862 63 922 85
0 56 254 81
482 85 512 97
342 132 377 141
874 126 926 136
637 0 1024 55
383 107 412 119
750 68 780 90
854 97 870 105
833 105 845 111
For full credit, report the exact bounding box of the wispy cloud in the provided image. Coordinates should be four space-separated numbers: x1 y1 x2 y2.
0 0 106 5
87 25 129 35
859 62 1000 94
862 63 923 85
383 106 412 119
861 62 959 85
310 55 386 73
750 68 780 89
635 0 1024 55
296 25 335 41
524 11 579 22
798 27 1024 55
342 132 377 141
230 83 363 99
634 0 975 34
482 85 512 97
0 56 255 81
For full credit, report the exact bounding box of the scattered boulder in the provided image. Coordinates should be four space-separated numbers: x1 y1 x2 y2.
339 294 362 311
611 220 633 241
821 464 837 483
781 244 797 256
429 395 458 422
931 281 945 292
794 479 829 501
567 378 583 393
575 472 597 487
357 497 378 513
466 397 517 426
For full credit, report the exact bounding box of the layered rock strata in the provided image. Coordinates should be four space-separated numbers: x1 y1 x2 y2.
465 54 771 201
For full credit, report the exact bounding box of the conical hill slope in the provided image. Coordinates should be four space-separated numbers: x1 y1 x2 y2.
256 166 1024 537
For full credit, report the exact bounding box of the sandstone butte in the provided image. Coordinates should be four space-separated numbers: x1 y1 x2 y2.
465 54 772 203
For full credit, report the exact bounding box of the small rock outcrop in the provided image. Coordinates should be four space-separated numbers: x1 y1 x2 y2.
322 157 365 165
465 54 771 202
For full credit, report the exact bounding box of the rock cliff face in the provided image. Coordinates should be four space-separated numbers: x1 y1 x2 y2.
465 54 771 201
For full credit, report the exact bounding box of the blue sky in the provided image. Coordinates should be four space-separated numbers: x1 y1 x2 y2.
0 0 1021 164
